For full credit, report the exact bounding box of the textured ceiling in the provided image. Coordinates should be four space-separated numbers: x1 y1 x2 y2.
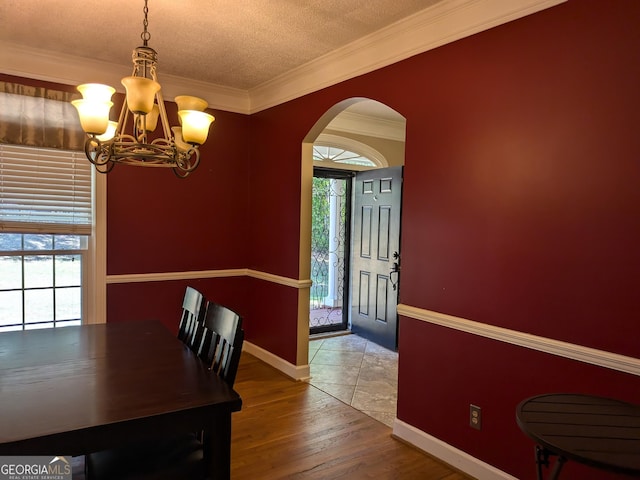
0 0 442 90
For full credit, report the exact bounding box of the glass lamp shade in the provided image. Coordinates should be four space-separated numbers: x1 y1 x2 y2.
96 121 118 142
178 110 215 145
175 95 208 112
136 104 160 132
147 104 160 131
77 83 115 103
171 126 191 152
121 76 160 114
72 99 114 135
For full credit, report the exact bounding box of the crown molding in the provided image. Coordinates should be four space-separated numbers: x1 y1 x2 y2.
248 0 566 113
0 41 250 114
0 0 565 115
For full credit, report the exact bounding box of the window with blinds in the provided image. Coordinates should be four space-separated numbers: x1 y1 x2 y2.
0 143 92 234
0 143 92 331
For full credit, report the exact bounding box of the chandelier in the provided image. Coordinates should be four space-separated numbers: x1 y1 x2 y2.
72 0 214 178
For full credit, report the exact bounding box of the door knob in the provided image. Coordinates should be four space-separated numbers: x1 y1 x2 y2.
390 251 401 291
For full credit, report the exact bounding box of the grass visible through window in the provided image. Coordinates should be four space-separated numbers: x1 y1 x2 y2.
0 233 86 331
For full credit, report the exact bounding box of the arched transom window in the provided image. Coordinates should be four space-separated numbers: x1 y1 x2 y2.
313 133 387 170
313 146 376 167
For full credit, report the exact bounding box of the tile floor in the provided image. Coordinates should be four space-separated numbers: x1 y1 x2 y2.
308 333 398 427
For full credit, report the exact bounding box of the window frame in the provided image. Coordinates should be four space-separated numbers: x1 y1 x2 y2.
0 234 87 331
0 149 106 327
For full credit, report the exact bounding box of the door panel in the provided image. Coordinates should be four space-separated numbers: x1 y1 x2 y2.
378 206 391 260
351 166 402 351
376 274 389 322
358 272 370 316
360 206 372 258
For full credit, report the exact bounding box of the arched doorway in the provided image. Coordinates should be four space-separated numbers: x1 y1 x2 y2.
298 98 406 364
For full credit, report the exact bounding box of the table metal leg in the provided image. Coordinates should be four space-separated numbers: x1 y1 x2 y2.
535 445 567 480
535 445 549 480
549 455 566 480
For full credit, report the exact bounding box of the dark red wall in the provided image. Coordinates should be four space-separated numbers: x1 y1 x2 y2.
246 1 640 478
107 277 250 335
107 105 250 275
243 277 300 361
246 106 310 277
397 0 640 357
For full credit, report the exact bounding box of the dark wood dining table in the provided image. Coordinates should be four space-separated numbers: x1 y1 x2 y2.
516 393 640 480
0 321 242 479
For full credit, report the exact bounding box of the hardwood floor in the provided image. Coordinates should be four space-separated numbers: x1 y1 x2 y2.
74 352 473 479
232 352 472 479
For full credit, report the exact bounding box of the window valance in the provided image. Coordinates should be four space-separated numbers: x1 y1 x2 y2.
0 81 85 151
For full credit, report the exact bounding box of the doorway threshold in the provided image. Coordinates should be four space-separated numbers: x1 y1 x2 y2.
309 329 352 341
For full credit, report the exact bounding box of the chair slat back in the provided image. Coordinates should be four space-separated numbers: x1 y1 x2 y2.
177 287 206 349
196 302 244 387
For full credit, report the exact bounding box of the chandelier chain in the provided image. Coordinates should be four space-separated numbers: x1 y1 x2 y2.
141 0 151 46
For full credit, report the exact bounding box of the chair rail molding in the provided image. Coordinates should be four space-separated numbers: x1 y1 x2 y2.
397 304 640 377
106 269 312 289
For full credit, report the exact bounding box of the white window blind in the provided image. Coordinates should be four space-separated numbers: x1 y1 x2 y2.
0 144 92 235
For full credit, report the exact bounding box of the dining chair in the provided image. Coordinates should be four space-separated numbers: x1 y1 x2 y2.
177 286 207 349
195 301 244 387
85 301 244 480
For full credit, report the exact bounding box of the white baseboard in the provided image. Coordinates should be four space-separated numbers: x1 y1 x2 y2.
392 419 518 480
243 341 310 381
